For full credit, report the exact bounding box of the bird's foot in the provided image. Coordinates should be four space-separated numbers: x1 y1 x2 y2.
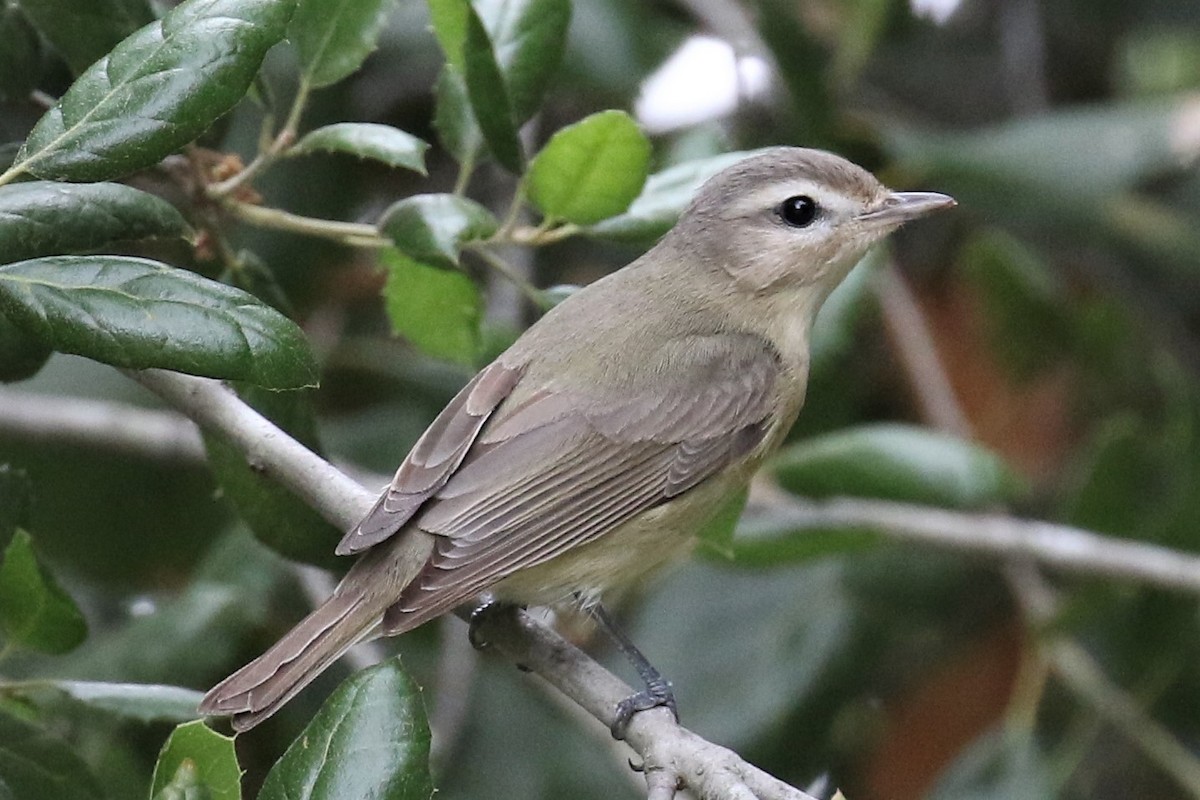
611 672 678 740
467 597 519 650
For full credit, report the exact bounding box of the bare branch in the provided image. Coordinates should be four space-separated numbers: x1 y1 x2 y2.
0 386 204 463
128 368 816 800
749 496 1200 596
127 369 374 529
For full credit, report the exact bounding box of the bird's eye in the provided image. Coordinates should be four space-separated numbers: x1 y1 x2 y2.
779 195 818 228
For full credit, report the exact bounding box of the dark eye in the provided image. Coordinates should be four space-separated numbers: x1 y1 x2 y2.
779 195 818 228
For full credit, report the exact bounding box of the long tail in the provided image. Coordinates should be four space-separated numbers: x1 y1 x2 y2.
200 534 435 731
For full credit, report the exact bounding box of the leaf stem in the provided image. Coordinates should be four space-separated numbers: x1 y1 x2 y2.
0 165 24 189
453 151 477 196
223 200 389 248
466 244 547 309
208 80 312 198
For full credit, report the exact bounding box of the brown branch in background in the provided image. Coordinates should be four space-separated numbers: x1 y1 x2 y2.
874 262 973 438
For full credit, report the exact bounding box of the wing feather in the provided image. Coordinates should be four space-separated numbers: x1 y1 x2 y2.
375 333 783 629
336 361 524 555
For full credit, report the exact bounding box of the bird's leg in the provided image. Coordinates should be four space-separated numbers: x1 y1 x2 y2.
591 603 678 740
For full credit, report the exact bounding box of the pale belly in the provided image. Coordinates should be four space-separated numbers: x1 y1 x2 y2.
490 468 745 608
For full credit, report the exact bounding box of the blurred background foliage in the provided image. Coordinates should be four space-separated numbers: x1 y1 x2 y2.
1 0 1200 798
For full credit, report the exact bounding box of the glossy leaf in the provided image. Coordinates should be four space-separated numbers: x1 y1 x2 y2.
290 0 398 88
380 193 498 269
153 759 213 800
0 181 189 265
773 424 1023 509
10 0 295 182
0 530 87 654
587 149 769 242
476 0 571 122
527 110 650 224
258 659 434 800
462 7 523 172
292 123 429 173
203 386 341 568
0 6 41 100
382 249 481 366
15 0 152 74
0 256 318 389
150 720 240 800
432 67 483 165
426 0 468 70
0 309 51 382
0 713 105 800
51 681 206 723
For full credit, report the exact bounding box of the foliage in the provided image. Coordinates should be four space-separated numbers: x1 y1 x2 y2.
1 0 1199 798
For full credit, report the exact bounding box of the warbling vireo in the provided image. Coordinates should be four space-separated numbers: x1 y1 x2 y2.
201 147 955 733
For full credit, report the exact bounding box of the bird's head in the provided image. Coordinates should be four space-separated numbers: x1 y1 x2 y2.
668 147 955 296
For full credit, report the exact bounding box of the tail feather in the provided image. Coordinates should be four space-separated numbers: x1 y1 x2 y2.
200 589 379 731
200 532 438 730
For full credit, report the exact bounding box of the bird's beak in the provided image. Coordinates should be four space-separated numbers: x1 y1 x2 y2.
858 191 956 226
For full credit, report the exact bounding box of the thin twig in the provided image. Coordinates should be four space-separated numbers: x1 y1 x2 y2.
1006 563 1200 797
748 496 1200 595
467 244 547 309
0 387 205 463
221 200 389 249
208 81 311 198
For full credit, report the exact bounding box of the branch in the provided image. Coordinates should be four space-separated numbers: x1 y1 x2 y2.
747 496 1200 596
127 368 816 800
0 387 204 463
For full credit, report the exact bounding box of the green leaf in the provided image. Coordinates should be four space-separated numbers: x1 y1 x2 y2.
0 466 31 552
432 67 483 165
588 149 770 242
153 758 213 800
0 309 51 382
379 194 498 269
150 721 240 800
290 0 398 88
382 249 481 366
0 6 41 100
292 123 429 173
462 6 523 172
258 659 434 800
203 386 341 568
10 0 295 183
0 256 318 389
0 713 105 800
429 0 569 124
50 681 206 723
16 0 153 74
426 0 468 70
773 424 1023 509
0 181 190 265
0 530 87 654
527 110 650 224
476 0 571 122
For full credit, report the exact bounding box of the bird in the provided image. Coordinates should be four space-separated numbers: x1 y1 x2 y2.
200 146 955 733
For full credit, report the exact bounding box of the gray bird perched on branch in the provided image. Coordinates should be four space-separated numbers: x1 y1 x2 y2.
200 146 955 734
